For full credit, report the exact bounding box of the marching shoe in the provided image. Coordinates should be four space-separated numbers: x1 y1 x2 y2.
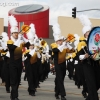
11 98 19 100
55 94 60 99
61 96 67 100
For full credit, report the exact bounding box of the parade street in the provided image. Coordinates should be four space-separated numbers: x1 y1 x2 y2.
0 72 99 100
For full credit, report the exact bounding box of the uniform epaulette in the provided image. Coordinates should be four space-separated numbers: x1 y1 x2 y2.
66 55 71 60
77 38 87 52
50 43 58 49
7 40 14 44
72 52 76 58
1 52 6 56
79 37 86 41
23 50 30 55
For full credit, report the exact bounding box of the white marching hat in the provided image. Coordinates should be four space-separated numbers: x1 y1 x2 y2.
82 26 91 35
52 23 63 41
78 14 92 35
8 15 18 33
10 26 18 33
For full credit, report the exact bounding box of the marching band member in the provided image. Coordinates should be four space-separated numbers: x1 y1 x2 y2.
78 14 99 100
40 39 50 80
0 32 10 93
51 23 75 100
25 23 41 96
1 15 30 100
0 39 5 86
73 35 88 98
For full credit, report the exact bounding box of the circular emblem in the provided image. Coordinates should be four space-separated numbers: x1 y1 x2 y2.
87 26 100 60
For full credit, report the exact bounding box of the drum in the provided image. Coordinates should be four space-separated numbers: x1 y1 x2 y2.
87 26 100 60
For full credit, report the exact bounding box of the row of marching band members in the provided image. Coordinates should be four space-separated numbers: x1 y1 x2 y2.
50 14 100 100
22 32 51 96
65 15 100 100
0 15 51 100
0 14 100 100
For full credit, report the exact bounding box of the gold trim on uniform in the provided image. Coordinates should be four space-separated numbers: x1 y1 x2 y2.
30 52 38 64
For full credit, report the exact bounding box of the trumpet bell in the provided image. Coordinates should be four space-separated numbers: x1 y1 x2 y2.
21 25 30 33
41 40 47 48
66 34 75 42
0 36 3 40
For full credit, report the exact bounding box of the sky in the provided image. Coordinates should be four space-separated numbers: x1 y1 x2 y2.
0 0 100 26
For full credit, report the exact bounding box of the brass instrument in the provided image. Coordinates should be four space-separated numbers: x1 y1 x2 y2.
41 53 46 64
0 36 3 40
64 34 75 43
40 40 47 49
1 52 6 56
19 25 31 34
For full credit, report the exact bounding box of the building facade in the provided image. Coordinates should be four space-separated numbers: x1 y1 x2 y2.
58 16 100 37
8 4 49 38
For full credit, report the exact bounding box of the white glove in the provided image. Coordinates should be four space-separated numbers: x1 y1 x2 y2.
0 47 3 50
14 39 21 47
6 51 10 58
66 43 72 49
37 52 41 58
58 44 65 52
18 34 23 40
22 36 28 43
29 49 35 56
74 60 78 64
0 40 7 50
22 56 27 61
79 55 85 60
70 58 73 62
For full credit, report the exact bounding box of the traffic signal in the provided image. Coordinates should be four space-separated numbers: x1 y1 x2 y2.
72 7 76 18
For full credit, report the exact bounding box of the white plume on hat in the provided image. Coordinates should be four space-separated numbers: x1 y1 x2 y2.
52 23 63 41
26 23 35 40
78 14 92 35
27 23 39 45
8 15 18 33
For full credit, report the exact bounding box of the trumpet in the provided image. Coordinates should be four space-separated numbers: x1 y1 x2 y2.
19 25 31 34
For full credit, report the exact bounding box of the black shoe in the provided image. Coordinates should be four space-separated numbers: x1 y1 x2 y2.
11 98 19 100
55 93 60 99
55 94 60 99
37 85 40 88
77 85 80 89
82 91 87 98
29 93 35 96
55 95 60 99
61 96 67 100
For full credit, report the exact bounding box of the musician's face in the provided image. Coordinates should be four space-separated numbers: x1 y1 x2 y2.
56 39 63 45
29 45 34 49
12 32 18 39
84 31 90 39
